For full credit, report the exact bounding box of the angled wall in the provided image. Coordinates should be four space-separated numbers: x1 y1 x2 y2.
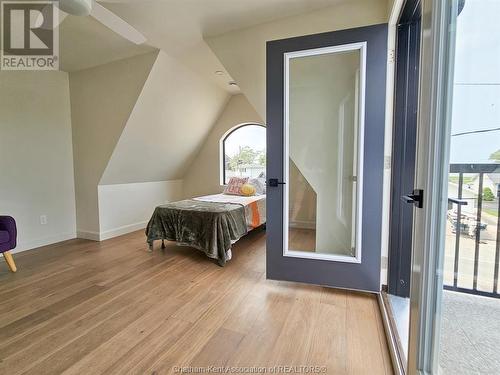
206 0 387 119
100 51 228 184
97 51 229 238
97 180 183 240
69 51 158 236
183 94 263 198
70 49 229 240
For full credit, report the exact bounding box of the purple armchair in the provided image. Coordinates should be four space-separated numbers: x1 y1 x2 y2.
0 216 17 272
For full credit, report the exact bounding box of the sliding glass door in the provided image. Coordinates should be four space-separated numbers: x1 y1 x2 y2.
408 0 457 371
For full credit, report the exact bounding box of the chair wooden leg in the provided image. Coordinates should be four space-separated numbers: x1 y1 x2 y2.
3 251 17 272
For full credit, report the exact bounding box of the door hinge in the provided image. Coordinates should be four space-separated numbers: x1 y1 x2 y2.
384 155 392 170
388 49 395 63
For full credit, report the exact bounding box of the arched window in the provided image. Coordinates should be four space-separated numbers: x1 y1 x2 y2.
220 123 266 185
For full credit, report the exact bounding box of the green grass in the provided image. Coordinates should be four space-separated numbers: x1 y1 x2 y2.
483 208 499 217
448 176 475 184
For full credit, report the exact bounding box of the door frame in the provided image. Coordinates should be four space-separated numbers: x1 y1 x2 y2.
266 24 388 293
388 0 422 298
408 0 458 373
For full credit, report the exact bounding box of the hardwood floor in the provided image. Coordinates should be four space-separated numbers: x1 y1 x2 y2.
0 229 392 375
289 228 316 252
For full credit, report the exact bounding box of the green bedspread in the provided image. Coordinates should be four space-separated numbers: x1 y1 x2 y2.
145 199 248 266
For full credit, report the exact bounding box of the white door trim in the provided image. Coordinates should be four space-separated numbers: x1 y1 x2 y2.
282 42 367 264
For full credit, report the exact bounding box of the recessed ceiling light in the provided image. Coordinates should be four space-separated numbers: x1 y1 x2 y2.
229 81 238 86
215 70 224 75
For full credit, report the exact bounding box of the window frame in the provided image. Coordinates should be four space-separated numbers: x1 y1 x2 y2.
220 123 266 186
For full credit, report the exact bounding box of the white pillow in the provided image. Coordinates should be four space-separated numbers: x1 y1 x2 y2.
248 178 266 195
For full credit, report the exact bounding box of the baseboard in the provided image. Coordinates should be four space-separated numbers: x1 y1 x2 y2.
11 231 77 254
77 221 148 242
5 222 147 254
76 230 100 241
99 221 148 241
289 220 316 230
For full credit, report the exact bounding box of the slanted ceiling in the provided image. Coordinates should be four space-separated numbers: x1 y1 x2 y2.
70 51 159 232
70 51 159 190
60 14 155 72
69 49 229 232
100 51 228 184
206 0 388 119
69 0 389 191
71 49 229 187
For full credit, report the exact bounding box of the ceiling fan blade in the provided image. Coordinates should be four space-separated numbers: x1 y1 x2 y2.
90 2 146 44
37 5 68 30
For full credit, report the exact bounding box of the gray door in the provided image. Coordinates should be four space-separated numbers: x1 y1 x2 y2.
266 24 388 292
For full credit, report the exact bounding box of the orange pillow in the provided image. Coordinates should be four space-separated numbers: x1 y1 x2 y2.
241 183 256 196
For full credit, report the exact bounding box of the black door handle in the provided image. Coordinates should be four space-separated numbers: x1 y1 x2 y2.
401 189 424 208
268 178 286 187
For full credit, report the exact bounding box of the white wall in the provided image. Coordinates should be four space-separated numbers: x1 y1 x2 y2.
70 52 158 236
206 0 388 120
97 180 183 241
183 94 263 198
0 71 76 252
100 51 229 184
71 49 228 241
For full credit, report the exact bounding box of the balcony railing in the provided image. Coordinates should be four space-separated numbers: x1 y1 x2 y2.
444 163 500 298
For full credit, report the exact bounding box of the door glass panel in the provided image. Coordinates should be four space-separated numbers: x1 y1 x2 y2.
438 1 500 373
284 44 365 262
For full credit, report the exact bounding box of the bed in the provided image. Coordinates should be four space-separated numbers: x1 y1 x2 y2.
145 193 266 266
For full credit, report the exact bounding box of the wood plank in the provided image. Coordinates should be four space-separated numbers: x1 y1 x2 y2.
144 268 263 374
0 229 392 375
346 292 392 375
189 327 245 368
225 287 296 368
104 317 192 375
307 302 348 373
61 296 187 375
0 254 183 356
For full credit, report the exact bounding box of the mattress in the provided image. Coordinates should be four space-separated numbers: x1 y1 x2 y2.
145 194 266 266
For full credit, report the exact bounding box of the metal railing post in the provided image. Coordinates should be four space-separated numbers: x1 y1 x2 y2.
445 164 500 298
453 172 463 287
472 173 484 291
493 186 500 294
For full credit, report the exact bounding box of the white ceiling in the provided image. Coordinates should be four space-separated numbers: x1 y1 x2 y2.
60 15 155 72
59 0 349 92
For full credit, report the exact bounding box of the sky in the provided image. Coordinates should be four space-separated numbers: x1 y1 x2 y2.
449 0 500 163
224 125 266 157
